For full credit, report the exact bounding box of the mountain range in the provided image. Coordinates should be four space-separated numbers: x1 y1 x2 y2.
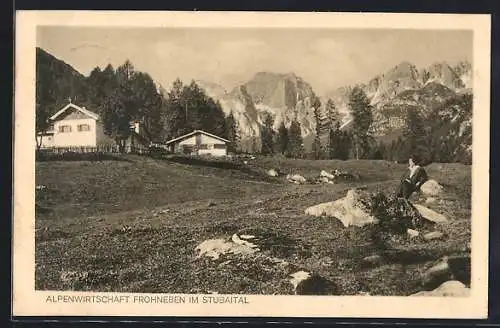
36 47 472 157
194 60 472 151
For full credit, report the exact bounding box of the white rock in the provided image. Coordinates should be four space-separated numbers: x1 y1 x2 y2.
421 180 444 196
240 234 255 240
424 259 450 280
410 280 470 297
407 228 420 237
287 174 307 184
317 177 329 184
305 190 378 227
195 238 259 260
289 271 312 291
423 231 444 241
231 234 258 248
267 169 279 177
414 204 448 223
320 170 335 179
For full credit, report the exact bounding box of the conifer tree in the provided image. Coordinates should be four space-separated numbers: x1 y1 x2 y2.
349 86 373 159
225 111 240 153
325 99 345 159
326 99 341 131
337 131 352 160
260 112 275 155
312 99 323 160
276 121 289 156
403 106 430 164
162 78 186 140
288 118 304 158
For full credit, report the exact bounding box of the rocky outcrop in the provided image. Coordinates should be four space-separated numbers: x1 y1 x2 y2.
413 204 448 224
287 174 307 184
421 255 471 289
305 189 378 227
306 189 448 234
323 60 472 155
420 179 444 196
411 280 470 297
290 271 338 295
199 72 320 152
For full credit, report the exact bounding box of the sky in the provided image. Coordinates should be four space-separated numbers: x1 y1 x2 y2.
37 27 473 95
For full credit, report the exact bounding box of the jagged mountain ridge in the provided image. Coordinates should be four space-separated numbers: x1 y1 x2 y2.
324 60 472 118
196 72 320 152
199 60 471 150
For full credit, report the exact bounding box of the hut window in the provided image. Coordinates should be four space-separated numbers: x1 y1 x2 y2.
77 124 91 132
58 125 72 133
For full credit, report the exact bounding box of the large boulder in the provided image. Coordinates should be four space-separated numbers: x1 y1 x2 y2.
305 199 345 218
290 271 338 295
320 170 335 180
410 280 470 297
317 176 334 184
195 236 260 260
306 189 439 232
422 255 471 289
305 189 377 227
423 231 444 241
370 193 429 233
413 204 448 223
287 174 307 184
420 179 444 196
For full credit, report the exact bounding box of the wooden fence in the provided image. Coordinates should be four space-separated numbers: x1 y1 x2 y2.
39 144 149 154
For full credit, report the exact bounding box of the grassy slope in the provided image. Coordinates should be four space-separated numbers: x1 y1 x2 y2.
35 155 471 295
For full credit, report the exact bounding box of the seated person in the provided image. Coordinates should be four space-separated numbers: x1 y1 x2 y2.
396 156 428 199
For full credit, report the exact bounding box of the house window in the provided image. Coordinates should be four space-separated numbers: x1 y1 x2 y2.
198 144 208 150
77 124 91 132
214 144 226 149
58 125 72 133
207 144 214 150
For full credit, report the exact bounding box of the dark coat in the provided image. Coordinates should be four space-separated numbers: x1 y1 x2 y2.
397 166 429 199
405 166 429 189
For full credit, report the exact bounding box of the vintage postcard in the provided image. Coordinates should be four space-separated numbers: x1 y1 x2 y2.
13 11 490 318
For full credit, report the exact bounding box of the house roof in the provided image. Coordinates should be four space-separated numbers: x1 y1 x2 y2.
165 130 230 145
50 103 100 121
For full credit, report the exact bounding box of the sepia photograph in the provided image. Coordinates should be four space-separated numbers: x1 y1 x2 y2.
13 11 490 318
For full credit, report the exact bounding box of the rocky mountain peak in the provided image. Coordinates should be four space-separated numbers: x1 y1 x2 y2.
386 61 420 80
423 62 465 89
